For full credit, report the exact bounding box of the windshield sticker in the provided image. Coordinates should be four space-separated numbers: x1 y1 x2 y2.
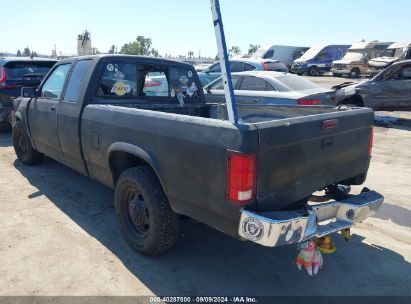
114 71 125 80
106 64 114 72
111 81 131 96
170 68 200 104
177 92 185 106
186 82 198 97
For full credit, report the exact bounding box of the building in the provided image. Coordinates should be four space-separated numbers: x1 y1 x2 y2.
77 30 92 56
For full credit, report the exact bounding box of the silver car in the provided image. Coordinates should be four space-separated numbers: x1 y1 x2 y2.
204 71 335 105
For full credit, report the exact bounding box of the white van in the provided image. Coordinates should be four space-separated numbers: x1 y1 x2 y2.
251 45 309 67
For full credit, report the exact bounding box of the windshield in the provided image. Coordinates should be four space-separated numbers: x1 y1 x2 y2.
5 61 56 80
342 52 364 61
300 48 321 60
251 49 267 58
380 49 396 57
277 75 319 91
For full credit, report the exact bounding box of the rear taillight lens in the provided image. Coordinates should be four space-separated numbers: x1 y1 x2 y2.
368 128 373 157
144 79 161 87
0 67 6 84
226 152 257 205
298 99 321 105
261 61 269 71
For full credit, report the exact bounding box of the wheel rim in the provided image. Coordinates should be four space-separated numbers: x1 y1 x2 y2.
310 68 317 76
125 188 150 238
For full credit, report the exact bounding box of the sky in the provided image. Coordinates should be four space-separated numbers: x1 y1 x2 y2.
1 0 410 57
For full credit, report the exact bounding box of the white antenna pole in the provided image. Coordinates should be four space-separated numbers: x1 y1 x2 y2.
210 0 238 124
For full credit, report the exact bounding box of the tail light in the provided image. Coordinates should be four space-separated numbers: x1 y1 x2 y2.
368 128 373 157
261 61 269 71
298 99 321 105
0 67 6 85
226 152 257 205
144 79 161 87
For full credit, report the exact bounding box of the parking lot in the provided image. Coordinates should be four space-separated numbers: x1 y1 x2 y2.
0 75 410 297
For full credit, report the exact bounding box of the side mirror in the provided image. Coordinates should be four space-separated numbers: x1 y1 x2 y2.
21 87 39 98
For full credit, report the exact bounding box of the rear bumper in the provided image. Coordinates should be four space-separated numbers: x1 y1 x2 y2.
238 190 383 247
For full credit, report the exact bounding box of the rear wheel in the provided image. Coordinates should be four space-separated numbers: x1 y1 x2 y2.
115 166 180 256
12 120 43 165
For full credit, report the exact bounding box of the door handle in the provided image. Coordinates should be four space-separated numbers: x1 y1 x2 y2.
50 107 56 111
252 98 260 103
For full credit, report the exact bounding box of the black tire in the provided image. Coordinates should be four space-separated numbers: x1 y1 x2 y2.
296 73 303 76
0 121 11 133
349 68 360 78
333 73 341 77
12 120 43 165
115 166 180 256
307 66 319 76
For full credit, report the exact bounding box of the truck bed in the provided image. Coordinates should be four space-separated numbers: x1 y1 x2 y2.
81 102 372 235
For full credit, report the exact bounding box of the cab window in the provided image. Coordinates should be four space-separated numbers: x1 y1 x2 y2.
41 64 70 99
96 62 170 99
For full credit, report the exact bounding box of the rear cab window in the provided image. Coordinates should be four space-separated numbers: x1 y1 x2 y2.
96 61 202 105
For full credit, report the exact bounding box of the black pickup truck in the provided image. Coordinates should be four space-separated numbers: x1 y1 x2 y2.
12 55 383 255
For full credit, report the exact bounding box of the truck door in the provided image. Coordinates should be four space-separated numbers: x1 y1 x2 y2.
28 63 71 162
57 59 93 175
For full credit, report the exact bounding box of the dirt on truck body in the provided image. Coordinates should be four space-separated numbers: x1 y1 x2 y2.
12 54 383 256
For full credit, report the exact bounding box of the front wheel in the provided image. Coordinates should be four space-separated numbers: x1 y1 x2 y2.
12 120 43 165
307 66 319 76
350 68 360 78
115 166 180 256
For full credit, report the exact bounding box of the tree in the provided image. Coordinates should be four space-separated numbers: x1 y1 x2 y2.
188 51 194 58
151 49 160 57
17 50 22 57
120 36 158 56
136 36 153 56
228 46 241 57
248 44 260 55
120 41 141 55
23 47 31 57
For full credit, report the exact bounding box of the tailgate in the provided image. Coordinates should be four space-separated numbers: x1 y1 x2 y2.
254 108 374 211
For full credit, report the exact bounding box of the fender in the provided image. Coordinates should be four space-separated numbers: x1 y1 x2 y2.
106 142 168 193
14 99 38 150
